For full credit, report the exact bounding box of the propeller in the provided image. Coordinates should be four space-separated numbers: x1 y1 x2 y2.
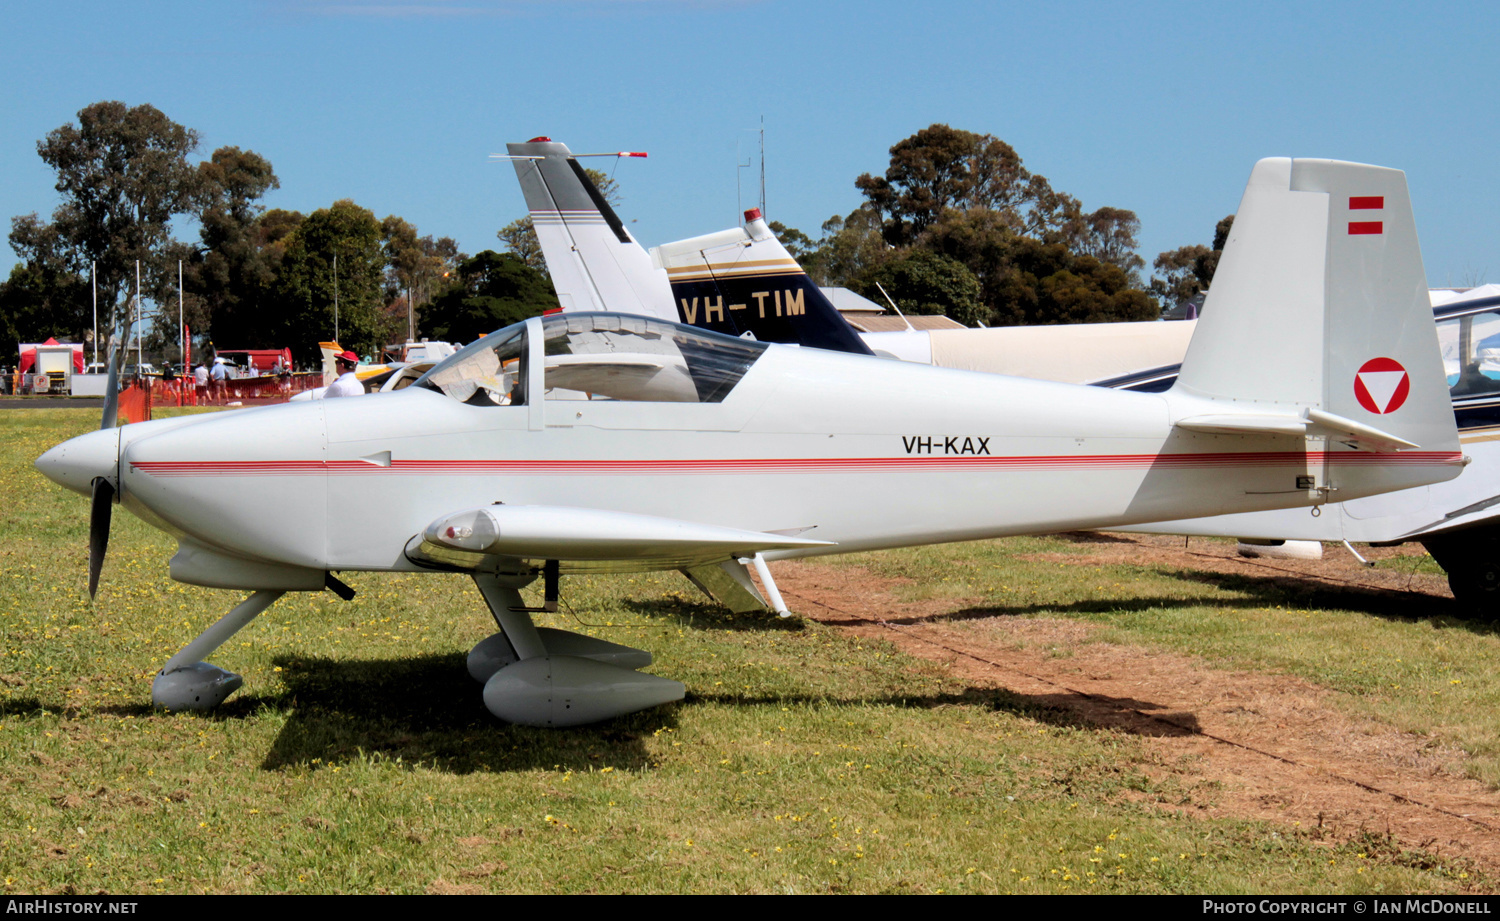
88 477 114 599
88 296 131 599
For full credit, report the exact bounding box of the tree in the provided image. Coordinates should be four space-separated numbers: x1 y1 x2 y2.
799 208 890 287
497 168 621 275
855 124 1031 246
987 237 1157 326
421 250 558 344
852 250 986 326
918 208 1155 326
1054 204 1146 278
0 262 89 362
381 215 462 341
841 125 1156 325
267 200 387 364
1150 214 1234 314
183 146 280 348
767 220 815 261
10 102 202 338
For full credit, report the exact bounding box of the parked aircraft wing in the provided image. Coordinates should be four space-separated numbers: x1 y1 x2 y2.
407 505 834 573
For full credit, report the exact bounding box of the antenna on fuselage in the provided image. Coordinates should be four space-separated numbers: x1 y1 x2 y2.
875 282 916 332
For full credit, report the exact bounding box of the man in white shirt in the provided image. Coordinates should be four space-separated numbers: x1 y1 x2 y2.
209 357 227 403
324 350 363 398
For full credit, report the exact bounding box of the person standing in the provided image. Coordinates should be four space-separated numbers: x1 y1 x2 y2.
209 357 227 403
193 363 209 405
323 351 363 398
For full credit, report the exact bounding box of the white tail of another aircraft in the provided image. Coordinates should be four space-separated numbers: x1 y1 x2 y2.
506 138 675 318
507 138 873 354
1170 158 1457 457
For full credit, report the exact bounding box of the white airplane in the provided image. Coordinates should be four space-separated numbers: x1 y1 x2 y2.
36 157 1463 727
514 139 1500 605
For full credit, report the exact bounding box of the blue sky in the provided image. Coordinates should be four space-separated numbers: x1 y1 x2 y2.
2 0 1498 289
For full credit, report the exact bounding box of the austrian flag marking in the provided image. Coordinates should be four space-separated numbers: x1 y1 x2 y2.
1354 357 1410 414
1348 195 1384 235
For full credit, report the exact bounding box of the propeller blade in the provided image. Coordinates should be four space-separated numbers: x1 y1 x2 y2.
100 295 133 431
88 476 114 600
100 345 121 430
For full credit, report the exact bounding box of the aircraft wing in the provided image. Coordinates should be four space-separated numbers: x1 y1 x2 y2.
543 353 698 402
406 504 834 573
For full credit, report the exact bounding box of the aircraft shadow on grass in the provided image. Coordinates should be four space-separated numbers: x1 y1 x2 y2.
248 656 1203 764
250 651 672 773
872 568 1485 633
616 596 806 633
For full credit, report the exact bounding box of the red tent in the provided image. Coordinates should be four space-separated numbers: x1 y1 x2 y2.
18 339 85 374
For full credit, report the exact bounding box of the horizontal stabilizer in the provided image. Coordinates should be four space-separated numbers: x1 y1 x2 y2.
411 504 833 572
1303 407 1420 452
1174 407 1419 452
1174 414 1311 438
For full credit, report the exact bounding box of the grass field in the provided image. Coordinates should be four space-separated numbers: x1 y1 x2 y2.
0 408 1491 894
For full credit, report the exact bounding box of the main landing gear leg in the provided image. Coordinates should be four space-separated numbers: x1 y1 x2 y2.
152 590 285 711
467 569 684 728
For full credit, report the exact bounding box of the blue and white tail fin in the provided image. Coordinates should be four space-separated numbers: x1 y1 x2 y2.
650 209 874 355
506 138 675 319
507 138 873 354
1171 158 1459 460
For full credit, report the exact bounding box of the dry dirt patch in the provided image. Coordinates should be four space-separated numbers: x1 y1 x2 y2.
773 534 1500 874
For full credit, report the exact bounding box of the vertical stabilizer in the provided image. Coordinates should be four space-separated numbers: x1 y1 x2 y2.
507 140 874 355
506 139 674 319
652 209 875 354
1173 158 1456 454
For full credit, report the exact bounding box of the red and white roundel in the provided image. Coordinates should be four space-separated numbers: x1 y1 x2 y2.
1353 357 1410 414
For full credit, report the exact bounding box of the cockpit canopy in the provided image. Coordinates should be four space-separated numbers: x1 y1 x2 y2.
415 313 768 406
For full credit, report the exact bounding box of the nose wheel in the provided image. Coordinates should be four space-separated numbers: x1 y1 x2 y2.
151 590 284 711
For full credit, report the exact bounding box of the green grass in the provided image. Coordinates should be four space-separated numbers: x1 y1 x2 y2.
0 409 1487 893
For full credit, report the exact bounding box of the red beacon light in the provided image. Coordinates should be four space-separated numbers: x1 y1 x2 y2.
744 208 763 222
527 136 552 143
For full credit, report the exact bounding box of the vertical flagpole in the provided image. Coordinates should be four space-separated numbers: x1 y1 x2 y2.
178 260 184 367
135 260 142 369
91 262 97 368
334 252 339 343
